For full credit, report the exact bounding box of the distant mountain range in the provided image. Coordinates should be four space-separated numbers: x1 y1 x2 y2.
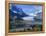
9 5 28 20
34 11 42 22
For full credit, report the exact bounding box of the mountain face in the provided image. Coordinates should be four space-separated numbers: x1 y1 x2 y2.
9 4 28 20
34 12 42 21
34 11 42 25
36 12 42 19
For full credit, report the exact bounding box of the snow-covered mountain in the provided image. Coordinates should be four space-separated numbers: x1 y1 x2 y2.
9 4 29 20
34 11 42 20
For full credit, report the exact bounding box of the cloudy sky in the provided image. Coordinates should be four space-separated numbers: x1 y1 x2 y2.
15 4 42 13
10 4 42 20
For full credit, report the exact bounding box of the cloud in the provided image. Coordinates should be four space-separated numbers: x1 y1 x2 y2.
26 13 35 16
22 16 34 20
29 13 34 16
27 13 37 17
22 13 37 20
